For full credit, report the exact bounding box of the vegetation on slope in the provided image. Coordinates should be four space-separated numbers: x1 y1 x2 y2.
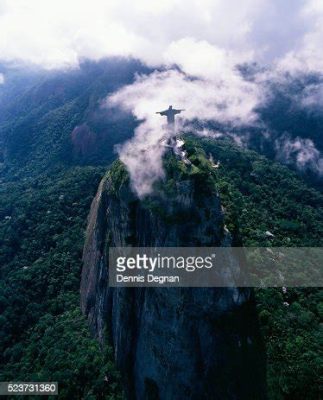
184 136 323 400
0 60 147 399
0 166 122 399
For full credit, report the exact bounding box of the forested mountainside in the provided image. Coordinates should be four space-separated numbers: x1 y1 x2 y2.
191 137 323 400
80 148 266 400
0 59 150 399
0 59 149 169
0 62 322 399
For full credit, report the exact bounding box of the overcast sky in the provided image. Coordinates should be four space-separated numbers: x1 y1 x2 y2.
0 0 322 73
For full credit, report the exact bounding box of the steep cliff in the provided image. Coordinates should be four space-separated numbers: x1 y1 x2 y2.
81 150 266 400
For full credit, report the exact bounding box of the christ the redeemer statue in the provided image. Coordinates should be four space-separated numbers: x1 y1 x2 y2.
156 105 184 126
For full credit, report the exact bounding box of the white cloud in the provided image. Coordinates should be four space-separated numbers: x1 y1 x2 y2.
0 0 320 72
107 69 262 126
275 135 323 176
0 73 4 84
164 38 253 80
301 82 323 109
105 68 263 196
277 0 323 73
115 120 167 197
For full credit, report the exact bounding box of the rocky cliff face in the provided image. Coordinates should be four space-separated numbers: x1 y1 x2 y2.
81 154 266 400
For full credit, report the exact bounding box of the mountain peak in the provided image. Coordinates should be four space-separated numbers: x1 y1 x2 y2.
81 140 266 399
